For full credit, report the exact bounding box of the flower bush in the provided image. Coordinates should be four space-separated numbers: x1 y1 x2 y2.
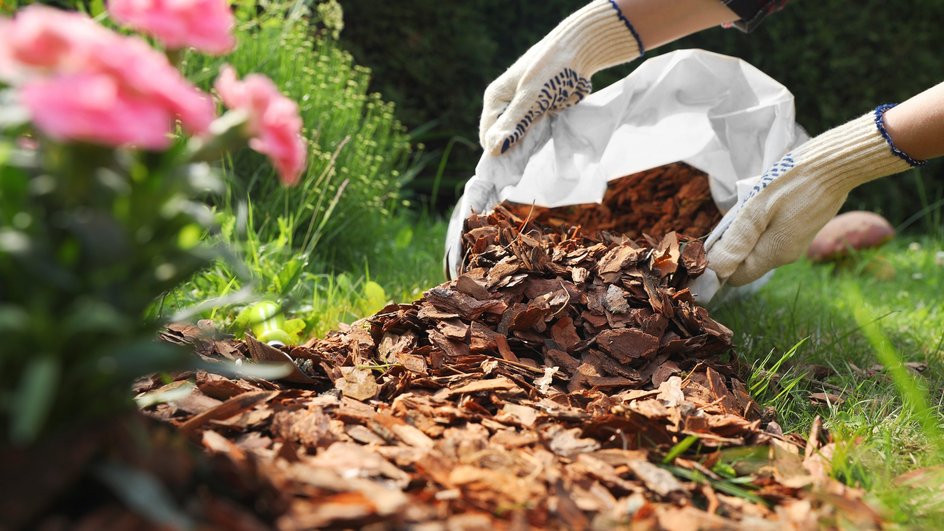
0 3 306 444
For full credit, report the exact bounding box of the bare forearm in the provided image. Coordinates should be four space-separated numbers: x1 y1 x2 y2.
614 0 739 50
882 82 944 161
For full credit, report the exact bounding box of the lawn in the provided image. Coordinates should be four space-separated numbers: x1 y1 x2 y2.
713 237 944 526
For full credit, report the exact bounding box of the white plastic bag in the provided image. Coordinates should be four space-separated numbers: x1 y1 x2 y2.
445 49 808 302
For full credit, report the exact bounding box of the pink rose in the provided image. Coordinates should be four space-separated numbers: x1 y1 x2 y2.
0 5 215 147
214 66 307 186
22 73 175 149
108 0 236 55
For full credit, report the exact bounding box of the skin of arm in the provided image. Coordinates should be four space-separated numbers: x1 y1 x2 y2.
882 82 944 161
614 0 740 49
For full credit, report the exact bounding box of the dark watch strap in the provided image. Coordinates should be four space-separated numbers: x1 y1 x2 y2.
721 0 790 32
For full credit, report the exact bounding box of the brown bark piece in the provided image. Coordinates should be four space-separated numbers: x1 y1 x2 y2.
595 329 660 363
178 391 278 433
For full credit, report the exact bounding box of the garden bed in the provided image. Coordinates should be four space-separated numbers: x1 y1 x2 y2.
128 180 880 528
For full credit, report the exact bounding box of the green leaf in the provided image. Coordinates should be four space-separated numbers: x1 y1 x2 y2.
11 357 59 444
0 140 12 166
712 461 738 479
90 0 107 17
283 318 307 339
272 254 307 295
177 224 204 250
393 226 413 249
335 273 354 293
235 301 280 335
663 464 767 506
361 280 387 314
663 435 699 464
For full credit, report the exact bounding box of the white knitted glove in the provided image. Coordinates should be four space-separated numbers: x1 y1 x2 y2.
707 105 922 286
479 0 643 155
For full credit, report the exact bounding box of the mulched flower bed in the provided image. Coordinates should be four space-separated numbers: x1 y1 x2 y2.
9 164 881 530
135 186 878 529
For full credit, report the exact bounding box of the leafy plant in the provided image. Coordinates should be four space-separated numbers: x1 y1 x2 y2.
0 134 220 443
0 3 305 443
747 338 807 401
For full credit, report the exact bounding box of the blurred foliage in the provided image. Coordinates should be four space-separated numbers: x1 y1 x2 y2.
339 0 944 228
0 136 220 443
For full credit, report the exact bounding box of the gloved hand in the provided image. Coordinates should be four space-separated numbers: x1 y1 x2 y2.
707 105 923 286
479 0 643 155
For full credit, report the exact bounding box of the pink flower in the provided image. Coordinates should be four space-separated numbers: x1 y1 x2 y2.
0 5 215 147
91 37 215 135
215 66 307 186
0 6 110 82
108 0 236 55
22 73 175 149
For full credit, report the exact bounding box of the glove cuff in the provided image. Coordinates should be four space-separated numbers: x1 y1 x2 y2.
873 103 927 167
794 108 921 194
557 0 643 75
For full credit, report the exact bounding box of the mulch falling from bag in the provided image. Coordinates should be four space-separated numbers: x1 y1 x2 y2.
129 181 882 530
502 162 722 240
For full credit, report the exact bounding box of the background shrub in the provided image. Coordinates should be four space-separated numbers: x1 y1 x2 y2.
169 2 447 335
184 3 416 269
339 0 944 228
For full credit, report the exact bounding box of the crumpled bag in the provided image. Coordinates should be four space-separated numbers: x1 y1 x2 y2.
445 49 808 303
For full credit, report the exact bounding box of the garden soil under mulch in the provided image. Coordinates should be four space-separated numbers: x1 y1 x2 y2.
10 164 882 530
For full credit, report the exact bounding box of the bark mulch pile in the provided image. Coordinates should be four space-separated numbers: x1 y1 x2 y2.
9 164 880 530
128 179 880 529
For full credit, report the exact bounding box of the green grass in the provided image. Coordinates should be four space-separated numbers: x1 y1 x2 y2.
713 236 944 527
165 213 447 339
